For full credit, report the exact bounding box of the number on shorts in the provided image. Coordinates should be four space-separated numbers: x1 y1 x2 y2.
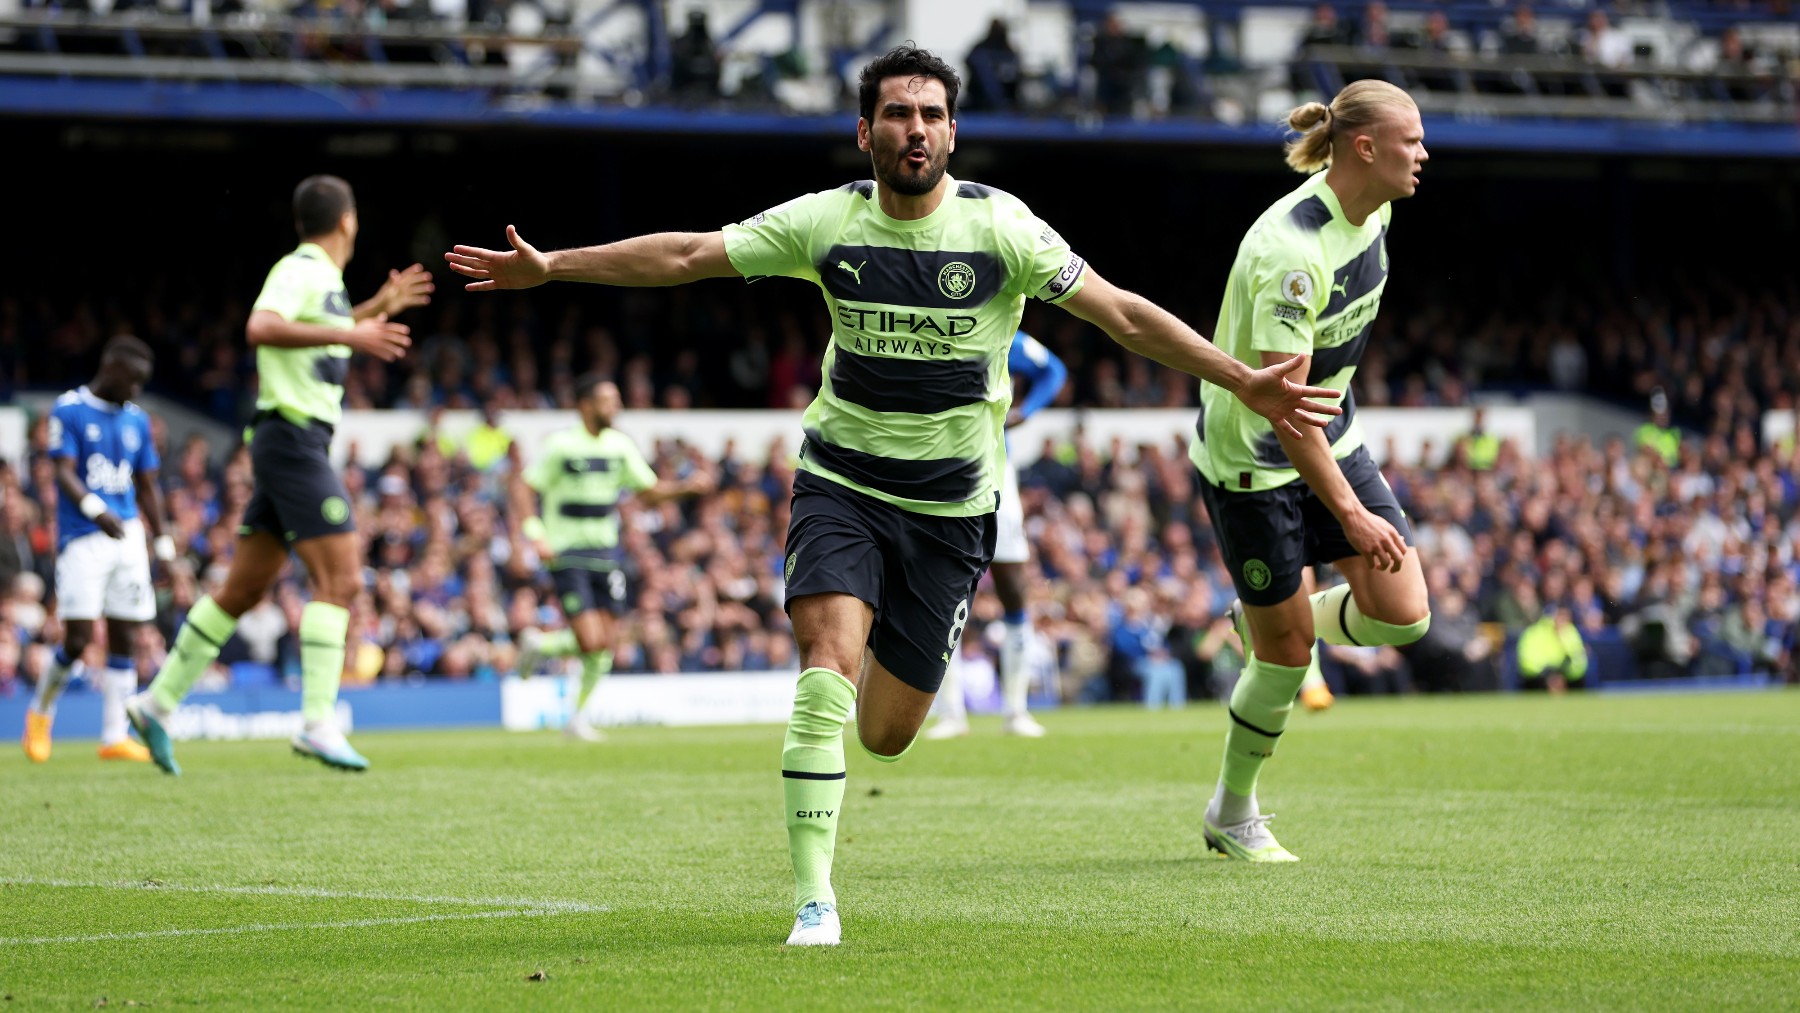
946 598 970 652
607 570 627 602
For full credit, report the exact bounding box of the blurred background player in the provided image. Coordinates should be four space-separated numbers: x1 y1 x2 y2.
126 174 427 775
512 375 713 741
929 329 1068 738
1192 81 1432 863
22 336 171 764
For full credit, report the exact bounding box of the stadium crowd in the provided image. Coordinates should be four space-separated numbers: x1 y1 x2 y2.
9 1 1793 120
6 385 1800 703
6 276 1798 440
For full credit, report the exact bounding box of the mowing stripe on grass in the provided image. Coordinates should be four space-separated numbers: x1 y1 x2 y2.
0 908 570 947
0 876 605 913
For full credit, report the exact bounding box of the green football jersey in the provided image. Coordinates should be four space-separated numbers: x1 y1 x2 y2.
250 243 355 427
525 424 657 567
722 177 1088 517
1190 171 1392 493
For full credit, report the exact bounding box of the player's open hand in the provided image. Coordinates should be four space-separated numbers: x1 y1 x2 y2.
97 513 126 539
1239 355 1342 440
446 226 551 292
347 314 412 363
377 263 435 316
1344 508 1408 573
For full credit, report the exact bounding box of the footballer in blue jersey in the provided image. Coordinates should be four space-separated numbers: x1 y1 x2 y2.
23 336 174 765
929 331 1067 739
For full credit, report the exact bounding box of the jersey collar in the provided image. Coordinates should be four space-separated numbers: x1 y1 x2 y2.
1308 172 1350 227
294 242 345 278
867 174 958 232
77 385 123 413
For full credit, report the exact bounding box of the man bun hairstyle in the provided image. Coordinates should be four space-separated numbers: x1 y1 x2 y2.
294 174 356 239
858 44 961 123
1283 80 1417 174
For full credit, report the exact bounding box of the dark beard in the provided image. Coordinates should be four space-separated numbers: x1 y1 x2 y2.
874 145 949 197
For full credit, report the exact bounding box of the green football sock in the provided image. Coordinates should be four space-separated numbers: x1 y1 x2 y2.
576 650 613 710
299 602 350 726
782 666 856 911
149 595 238 714
1299 645 1327 691
1311 584 1431 647
1218 654 1311 798
537 630 580 658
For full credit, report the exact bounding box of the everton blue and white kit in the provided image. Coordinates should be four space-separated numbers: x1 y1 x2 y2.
993 332 1068 564
48 386 159 621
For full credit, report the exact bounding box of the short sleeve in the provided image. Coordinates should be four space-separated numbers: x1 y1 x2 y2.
619 438 657 492
1009 212 1086 305
721 189 839 282
135 415 160 472
48 405 77 460
524 439 560 492
1247 233 1326 356
252 258 312 322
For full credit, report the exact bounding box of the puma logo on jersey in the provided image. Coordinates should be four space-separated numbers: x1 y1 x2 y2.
1331 275 1350 298
836 260 866 284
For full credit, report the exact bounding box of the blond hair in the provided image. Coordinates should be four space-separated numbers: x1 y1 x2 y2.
1283 80 1417 174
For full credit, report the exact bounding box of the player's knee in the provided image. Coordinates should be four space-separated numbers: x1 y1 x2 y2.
106 623 136 658
1258 628 1314 668
991 569 1027 613
62 627 94 656
857 727 914 763
309 573 360 608
798 644 861 681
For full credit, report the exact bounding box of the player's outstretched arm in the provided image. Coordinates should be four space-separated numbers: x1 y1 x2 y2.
1060 269 1341 439
445 226 740 291
247 311 411 363
639 468 718 507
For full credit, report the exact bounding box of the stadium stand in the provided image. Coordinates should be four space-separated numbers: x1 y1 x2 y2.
2 1 1793 152
3 3 1798 706
6 390 1799 699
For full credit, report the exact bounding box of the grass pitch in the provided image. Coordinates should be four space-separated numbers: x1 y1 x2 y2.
3 691 1797 1010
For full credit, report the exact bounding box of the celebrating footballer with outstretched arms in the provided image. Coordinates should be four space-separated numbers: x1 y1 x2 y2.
448 46 1341 948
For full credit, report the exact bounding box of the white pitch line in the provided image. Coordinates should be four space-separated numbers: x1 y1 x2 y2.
0 907 560 947
0 877 604 914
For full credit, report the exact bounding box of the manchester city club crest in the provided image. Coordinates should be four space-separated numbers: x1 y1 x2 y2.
938 261 975 299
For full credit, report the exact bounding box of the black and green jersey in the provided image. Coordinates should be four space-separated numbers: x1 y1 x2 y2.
250 242 354 427
524 424 657 568
722 177 1087 517
1190 171 1392 492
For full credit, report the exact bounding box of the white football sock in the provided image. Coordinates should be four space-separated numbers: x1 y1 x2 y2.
100 665 136 746
1000 617 1030 717
936 651 967 723
33 650 78 717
